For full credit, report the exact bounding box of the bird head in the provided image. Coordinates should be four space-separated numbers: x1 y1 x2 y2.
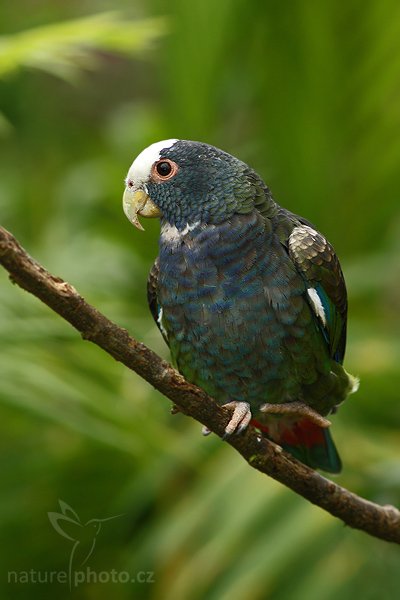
123 139 273 231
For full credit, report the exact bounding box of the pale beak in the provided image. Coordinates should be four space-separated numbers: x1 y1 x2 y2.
122 188 162 231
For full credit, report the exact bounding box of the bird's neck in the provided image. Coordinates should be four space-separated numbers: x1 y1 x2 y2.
159 211 270 265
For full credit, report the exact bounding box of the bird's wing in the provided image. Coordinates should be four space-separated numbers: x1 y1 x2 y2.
147 257 169 346
287 220 347 363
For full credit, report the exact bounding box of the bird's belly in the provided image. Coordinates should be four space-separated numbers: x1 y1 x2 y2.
158 256 306 408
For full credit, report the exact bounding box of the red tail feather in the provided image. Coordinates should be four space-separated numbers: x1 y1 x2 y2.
250 417 341 473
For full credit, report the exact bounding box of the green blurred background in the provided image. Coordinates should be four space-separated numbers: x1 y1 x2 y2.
0 2 399 598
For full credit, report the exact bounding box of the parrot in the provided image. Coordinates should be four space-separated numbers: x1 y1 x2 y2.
122 139 359 473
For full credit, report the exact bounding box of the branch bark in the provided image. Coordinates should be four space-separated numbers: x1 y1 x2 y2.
1 224 399 544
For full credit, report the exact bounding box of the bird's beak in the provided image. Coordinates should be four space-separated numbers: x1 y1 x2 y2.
122 187 162 231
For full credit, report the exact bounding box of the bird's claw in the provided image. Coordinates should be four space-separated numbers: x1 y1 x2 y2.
222 401 252 438
202 425 212 436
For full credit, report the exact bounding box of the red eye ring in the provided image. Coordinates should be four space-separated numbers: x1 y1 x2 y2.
152 158 178 181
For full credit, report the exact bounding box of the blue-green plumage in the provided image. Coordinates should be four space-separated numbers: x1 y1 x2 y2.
125 139 359 473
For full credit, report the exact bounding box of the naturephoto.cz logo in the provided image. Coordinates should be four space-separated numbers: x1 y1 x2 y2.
7 500 155 589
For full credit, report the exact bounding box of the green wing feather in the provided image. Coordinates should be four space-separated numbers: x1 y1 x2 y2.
287 220 347 363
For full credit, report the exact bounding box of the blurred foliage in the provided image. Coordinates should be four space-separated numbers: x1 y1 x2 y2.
0 11 167 81
0 1 399 599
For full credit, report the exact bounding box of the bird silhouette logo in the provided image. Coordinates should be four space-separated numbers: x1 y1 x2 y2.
48 499 123 589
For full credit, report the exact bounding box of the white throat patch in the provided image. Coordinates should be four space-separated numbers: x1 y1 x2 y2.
125 139 179 186
160 221 201 245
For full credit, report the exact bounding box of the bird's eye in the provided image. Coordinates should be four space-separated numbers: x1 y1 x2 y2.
156 161 172 176
153 159 178 181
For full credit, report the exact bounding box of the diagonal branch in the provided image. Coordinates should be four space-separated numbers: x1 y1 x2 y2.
0 224 399 544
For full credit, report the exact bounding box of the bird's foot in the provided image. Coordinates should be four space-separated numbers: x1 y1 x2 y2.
170 404 180 415
222 401 252 438
260 401 331 428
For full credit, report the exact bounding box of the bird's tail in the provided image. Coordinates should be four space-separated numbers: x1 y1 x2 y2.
251 418 342 474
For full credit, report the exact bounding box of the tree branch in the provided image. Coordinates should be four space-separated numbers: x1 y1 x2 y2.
0 224 399 545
